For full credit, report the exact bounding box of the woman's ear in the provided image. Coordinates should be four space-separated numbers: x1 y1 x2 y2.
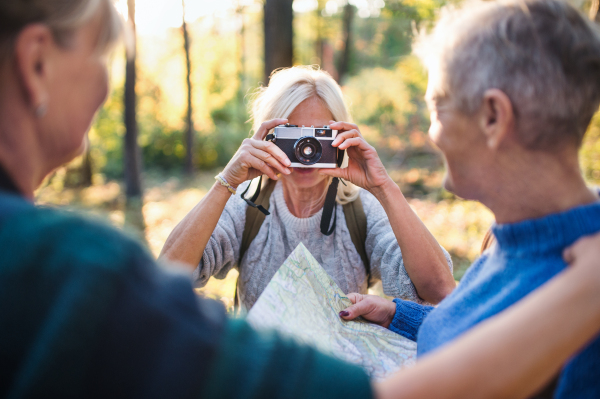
13 24 54 116
479 89 515 150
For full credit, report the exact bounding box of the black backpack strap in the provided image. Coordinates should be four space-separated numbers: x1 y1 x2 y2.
235 177 277 310
320 177 339 236
342 194 370 278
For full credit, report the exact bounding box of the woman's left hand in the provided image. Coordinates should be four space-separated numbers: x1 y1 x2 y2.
319 121 393 194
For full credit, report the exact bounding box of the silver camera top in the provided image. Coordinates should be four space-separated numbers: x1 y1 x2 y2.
273 123 337 140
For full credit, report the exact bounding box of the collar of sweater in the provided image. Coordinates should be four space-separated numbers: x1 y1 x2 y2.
491 200 600 256
273 181 325 231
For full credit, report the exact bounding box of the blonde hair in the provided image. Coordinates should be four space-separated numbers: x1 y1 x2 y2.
250 66 360 204
0 0 124 62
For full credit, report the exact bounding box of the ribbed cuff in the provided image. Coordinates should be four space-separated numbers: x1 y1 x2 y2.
388 299 434 342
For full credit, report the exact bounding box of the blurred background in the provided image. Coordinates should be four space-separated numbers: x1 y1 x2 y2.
35 0 600 309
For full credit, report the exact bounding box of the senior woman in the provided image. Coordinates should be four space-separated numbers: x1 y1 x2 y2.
160 66 455 310
3 1 600 398
339 1 600 397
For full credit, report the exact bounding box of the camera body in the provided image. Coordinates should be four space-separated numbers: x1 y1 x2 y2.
269 124 344 168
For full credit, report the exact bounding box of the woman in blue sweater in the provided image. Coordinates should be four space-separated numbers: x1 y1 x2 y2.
339 1 600 397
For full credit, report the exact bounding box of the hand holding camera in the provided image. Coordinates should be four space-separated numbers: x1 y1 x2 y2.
319 121 393 197
220 118 292 188
268 123 343 168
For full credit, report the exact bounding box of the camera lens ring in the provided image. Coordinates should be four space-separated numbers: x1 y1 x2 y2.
293 136 323 165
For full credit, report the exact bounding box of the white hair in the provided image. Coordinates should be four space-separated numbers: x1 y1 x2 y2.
250 66 360 204
414 0 600 149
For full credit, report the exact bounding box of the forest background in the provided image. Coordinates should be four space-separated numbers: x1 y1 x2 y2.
36 0 600 310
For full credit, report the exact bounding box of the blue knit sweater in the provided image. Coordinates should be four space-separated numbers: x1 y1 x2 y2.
389 201 600 398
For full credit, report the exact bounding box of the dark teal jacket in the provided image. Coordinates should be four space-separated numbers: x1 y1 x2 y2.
0 192 372 399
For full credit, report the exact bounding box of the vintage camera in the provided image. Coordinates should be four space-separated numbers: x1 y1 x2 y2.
268 123 345 168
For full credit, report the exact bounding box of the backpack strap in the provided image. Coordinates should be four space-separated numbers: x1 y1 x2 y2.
342 194 370 278
234 177 277 310
239 177 278 264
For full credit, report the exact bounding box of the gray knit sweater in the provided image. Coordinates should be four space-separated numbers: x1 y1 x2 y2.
193 181 453 310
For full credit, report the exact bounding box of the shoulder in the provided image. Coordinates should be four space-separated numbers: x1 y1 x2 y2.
358 188 379 208
0 205 152 275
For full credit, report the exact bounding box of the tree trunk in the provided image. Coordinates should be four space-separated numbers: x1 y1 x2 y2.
182 0 194 175
124 0 143 199
337 3 355 83
80 144 93 187
264 0 294 83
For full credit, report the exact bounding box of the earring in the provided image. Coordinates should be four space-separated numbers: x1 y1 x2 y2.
35 103 47 118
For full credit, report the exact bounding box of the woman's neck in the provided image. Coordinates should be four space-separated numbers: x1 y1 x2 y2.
0 110 44 199
281 178 330 218
481 150 598 224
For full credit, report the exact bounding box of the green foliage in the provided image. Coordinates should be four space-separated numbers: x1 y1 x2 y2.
582 112 600 186
90 86 125 178
85 0 454 185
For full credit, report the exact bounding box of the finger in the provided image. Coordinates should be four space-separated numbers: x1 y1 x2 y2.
252 140 292 167
245 155 279 181
347 293 363 305
562 246 575 265
329 121 360 133
332 129 360 147
339 299 373 320
248 147 291 175
338 137 370 151
252 118 288 140
319 168 347 179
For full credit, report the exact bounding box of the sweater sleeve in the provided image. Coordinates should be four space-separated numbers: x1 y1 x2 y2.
361 189 453 302
388 299 434 342
192 182 250 288
202 318 373 399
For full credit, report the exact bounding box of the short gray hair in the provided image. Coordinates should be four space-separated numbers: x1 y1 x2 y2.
0 0 124 62
415 0 600 148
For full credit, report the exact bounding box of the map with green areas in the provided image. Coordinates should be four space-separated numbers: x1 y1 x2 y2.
246 243 417 380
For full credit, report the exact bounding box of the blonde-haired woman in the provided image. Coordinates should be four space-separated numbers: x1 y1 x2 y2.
161 66 456 310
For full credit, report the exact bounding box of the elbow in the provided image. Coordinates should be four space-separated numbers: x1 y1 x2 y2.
417 276 456 305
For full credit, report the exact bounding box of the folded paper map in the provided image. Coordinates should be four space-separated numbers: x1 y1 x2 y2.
246 243 417 380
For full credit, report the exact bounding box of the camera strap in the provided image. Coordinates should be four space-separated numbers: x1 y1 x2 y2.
320 177 339 236
240 175 270 216
242 173 340 235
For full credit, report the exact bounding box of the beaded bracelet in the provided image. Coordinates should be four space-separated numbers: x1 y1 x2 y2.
215 174 237 195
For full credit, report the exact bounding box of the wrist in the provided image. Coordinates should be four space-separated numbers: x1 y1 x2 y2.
383 300 397 328
219 169 240 189
212 179 235 197
215 172 238 194
370 178 401 202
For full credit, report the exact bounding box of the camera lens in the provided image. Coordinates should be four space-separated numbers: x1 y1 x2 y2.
294 136 322 165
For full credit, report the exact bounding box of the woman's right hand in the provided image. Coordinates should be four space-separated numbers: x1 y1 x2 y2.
221 118 292 187
339 293 397 328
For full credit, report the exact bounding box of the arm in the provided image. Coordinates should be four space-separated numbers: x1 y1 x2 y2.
321 121 455 303
159 119 291 269
360 189 453 303
374 233 600 399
